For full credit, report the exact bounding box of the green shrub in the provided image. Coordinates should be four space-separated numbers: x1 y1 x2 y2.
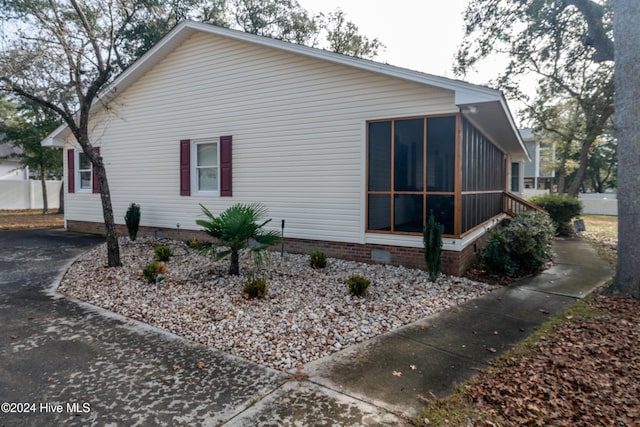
423 211 444 281
186 237 206 250
481 223 517 275
243 276 267 299
154 245 173 261
529 194 582 235
124 203 141 241
347 275 370 296
196 203 281 275
310 250 327 269
481 211 555 276
142 261 167 283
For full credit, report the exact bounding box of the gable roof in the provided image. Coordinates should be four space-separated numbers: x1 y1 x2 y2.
42 21 528 161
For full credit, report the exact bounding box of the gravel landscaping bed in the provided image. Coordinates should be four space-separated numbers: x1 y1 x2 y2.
59 237 497 371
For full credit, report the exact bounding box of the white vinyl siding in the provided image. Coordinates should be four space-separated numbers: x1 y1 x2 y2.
64 32 458 245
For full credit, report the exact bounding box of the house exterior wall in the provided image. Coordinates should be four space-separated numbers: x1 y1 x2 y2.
63 32 459 250
66 219 489 276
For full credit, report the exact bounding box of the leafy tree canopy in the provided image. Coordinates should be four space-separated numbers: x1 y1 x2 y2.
457 0 614 197
115 0 384 64
2 99 62 179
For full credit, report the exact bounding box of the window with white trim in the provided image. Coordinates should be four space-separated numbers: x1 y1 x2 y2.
77 152 92 192
193 138 219 194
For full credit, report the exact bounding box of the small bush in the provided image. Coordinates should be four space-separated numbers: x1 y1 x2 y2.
186 237 206 250
529 194 582 235
423 211 444 281
480 223 517 275
481 211 555 276
310 250 327 269
243 277 267 299
347 275 370 296
154 245 173 261
124 203 141 241
143 261 167 283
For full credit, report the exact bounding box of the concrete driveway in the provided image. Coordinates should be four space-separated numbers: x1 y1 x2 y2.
0 229 402 426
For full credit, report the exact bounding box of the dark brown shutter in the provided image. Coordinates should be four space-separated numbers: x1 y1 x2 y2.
92 147 101 194
67 149 75 194
220 135 232 197
180 139 191 196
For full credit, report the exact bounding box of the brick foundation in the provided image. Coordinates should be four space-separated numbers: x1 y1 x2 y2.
67 220 487 276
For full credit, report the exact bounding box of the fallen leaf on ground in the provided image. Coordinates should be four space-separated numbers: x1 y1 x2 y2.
462 294 640 426
196 362 205 369
392 371 402 377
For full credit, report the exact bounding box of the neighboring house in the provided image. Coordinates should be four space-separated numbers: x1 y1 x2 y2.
520 128 555 191
0 141 28 181
43 21 530 276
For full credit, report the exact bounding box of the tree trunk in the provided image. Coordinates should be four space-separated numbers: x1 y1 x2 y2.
229 250 239 275
93 157 121 267
40 174 48 215
567 135 595 197
609 0 640 298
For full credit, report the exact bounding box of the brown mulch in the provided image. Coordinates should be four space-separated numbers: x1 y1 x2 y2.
0 209 64 230
461 294 640 426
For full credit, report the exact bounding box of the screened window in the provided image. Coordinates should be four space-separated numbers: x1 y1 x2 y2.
77 152 92 192
367 115 457 236
460 118 506 233
193 139 219 194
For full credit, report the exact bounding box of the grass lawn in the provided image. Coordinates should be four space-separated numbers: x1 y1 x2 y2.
0 209 64 231
581 214 617 268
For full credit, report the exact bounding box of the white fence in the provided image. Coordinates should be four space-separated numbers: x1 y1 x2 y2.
521 190 617 216
0 180 62 210
522 189 549 199
579 193 617 216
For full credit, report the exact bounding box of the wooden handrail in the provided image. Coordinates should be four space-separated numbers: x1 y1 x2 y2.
503 192 547 217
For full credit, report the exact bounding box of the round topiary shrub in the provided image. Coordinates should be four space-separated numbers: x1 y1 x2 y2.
346 274 370 296
243 277 267 299
529 194 582 235
310 250 327 269
154 245 173 261
142 261 167 283
481 211 555 276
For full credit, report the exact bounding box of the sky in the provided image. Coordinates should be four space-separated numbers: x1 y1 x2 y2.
298 0 473 79
297 0 529 124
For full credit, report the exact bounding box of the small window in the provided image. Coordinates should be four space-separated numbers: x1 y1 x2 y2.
77 152 92 192
511 163 520 192
193 138 219 194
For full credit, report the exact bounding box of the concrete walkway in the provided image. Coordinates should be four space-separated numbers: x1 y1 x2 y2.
0 231 611 425
302 237 612 418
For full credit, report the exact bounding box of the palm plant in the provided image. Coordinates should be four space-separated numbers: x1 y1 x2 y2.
196 203 281 275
